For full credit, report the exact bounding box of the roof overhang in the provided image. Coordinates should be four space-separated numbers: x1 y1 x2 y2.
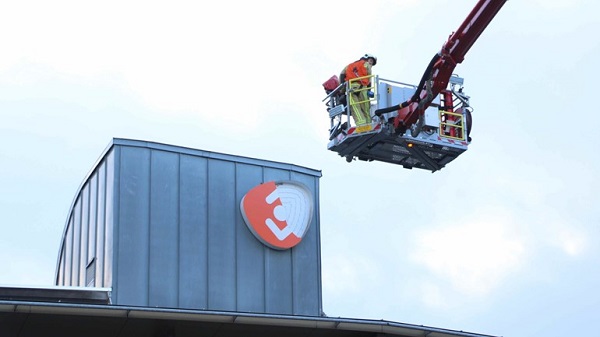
0 297 498 337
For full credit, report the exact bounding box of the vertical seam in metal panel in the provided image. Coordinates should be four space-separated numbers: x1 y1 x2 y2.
71 201 76 286
176 153 181 308
84 183 88 280
84 182 90 285
90 172 97 286
67 216 73 286
90 178 95 273
107 151 113 291
80 185 85 286
109 146 123 296
101 161 106 288
314 176 322 315
79 196 86 285
288 170 297 315
72 207 76 286
147 149 152 306
97 168 102 288
98 162 106 288
78 189 84 286
76 198 82 286
234 162 239 311
93 172 99 267
262 166 267 312
205 158 209 308
111 147 121 300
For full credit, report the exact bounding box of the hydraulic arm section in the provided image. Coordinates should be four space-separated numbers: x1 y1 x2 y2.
375 0 507 136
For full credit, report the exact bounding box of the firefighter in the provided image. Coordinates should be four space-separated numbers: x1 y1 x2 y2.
340 54 377 126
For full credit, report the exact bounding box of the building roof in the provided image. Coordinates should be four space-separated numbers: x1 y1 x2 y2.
108 138 323 177
0 286 497 337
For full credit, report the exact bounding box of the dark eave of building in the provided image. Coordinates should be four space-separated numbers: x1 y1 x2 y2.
0 286 497 337
0 285 111 305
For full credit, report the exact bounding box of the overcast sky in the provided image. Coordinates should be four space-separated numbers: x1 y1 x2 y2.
1 1 599 337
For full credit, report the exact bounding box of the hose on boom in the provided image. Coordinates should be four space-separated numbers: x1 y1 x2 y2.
374 52 440 117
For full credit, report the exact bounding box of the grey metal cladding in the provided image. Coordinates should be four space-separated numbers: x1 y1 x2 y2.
235 163 266 313
290 171 322 315
94 160 107 288
115 145 151 305
55 138 322 316
207 159 237 311
55 150 115 290
178 154 209 309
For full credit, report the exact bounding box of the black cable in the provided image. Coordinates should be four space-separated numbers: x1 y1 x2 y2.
374 52 440 117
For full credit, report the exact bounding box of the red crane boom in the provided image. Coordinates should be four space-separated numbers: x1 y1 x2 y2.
380 0 507 134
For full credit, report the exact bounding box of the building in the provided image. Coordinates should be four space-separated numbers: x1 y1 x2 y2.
0 138 497 337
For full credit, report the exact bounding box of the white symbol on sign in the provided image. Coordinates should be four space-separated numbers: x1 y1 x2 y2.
264 184 311 241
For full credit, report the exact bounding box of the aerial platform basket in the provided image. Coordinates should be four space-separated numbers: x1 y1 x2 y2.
323 75 472 172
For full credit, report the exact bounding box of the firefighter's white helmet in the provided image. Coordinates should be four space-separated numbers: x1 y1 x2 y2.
362 53 377 65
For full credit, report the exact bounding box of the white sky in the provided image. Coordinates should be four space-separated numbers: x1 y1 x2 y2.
1 1 599 337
